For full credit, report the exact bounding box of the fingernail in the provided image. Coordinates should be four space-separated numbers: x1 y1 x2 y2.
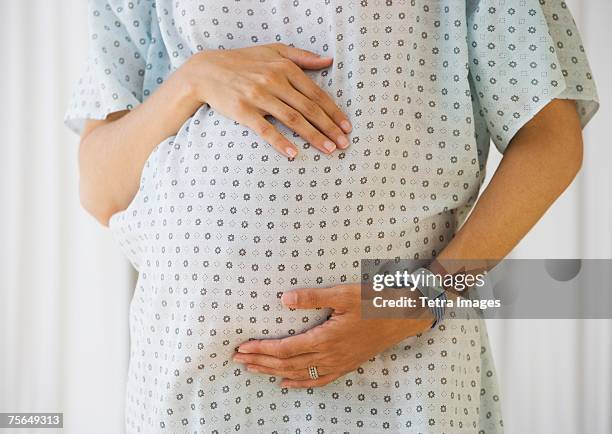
340 120 352 133
281 292 297 306
336 135 350 149
237 347 250 354
323 140 336 153
286 147 297 158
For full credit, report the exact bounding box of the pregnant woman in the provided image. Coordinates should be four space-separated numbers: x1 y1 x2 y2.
65 1 598 432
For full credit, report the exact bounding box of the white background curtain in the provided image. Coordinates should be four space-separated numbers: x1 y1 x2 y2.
0 1 610 433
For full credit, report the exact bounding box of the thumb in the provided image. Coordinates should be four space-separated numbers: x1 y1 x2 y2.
274 44 333 70
281 285 351 309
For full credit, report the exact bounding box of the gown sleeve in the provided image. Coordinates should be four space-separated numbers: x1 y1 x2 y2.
64 0 153 135
467 0 599 154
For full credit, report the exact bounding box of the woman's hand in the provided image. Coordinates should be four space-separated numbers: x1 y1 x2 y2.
232 283 435 388
180 43 352 157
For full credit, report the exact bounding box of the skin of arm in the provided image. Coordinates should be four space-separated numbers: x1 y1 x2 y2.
233 98 586 388
435 98 583 263
78 71 200 226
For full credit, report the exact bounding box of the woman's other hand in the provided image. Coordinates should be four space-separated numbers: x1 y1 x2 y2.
232 283 434 388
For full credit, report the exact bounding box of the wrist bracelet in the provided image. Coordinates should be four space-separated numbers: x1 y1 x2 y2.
409 267 447 328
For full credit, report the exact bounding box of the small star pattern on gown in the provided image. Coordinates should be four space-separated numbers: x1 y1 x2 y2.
65 1 598 433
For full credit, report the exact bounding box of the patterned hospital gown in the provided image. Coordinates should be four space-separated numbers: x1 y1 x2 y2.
65 0 599 433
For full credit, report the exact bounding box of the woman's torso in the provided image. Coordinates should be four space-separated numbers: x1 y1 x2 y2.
108 1 496 432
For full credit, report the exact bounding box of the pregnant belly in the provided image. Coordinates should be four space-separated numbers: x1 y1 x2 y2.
129 258 333 358
110 107 465 363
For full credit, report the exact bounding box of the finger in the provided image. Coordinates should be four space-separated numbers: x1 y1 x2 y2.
280 373 340 389
286 72 352 134
233 351 317 371
271 43 334 70
281 284 355 310
237 332 315 357
241 112 298 158
245 364 332 381
276 87 350 150
254 93 338 154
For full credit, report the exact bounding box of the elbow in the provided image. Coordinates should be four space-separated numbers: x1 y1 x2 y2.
76 118 128 227
570 149 583 180
78 180 114 227
77 142 115 227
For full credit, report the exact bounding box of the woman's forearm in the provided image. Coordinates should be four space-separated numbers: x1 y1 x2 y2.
435 99 584 267
78 67 201 226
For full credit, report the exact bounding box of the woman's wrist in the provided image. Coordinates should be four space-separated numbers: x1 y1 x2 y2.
410 267 448 328
177 51 213 108
167 62 206 116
